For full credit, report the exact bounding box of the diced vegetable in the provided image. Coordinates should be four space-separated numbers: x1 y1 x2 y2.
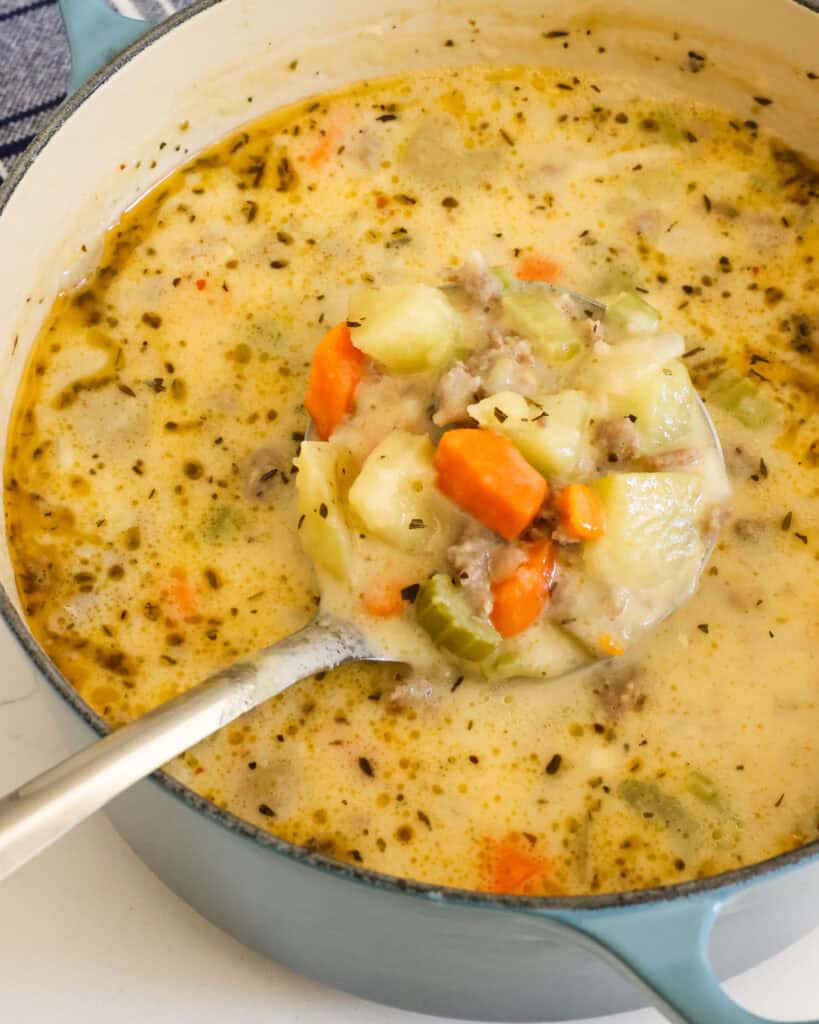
295 441 355 579
480 833 560 895
516 255 561 283
490 540 555 637
468 390 591 480
585 473 704 590
415 574 499 661
169 571 197 620
434 428 548 540
589 264 638 297
348 285 462 372
597 633 624 657
500 285 581 363
707 371 776 428
618 779 694 838
605 291 661 333
585 333 685 395
490 265 515 289
558 484 606 541
306 109 349 169
685 769 720 805
361 581 407 618
483 622 590 680
202 503 245 541
612 362 695 453
348 431 458 557
305 322 366 440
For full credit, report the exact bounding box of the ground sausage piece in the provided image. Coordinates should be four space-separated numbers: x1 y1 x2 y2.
701 503 732 538
451 250 503 306
644 447 703 471
432 363 481 427
447 523 503 615
594 417 641 464
241 446 287 503
733 518 767 541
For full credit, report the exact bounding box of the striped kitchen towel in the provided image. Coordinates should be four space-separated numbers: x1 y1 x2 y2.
0 0 195 184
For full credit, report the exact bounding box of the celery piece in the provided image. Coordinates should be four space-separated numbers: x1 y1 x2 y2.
618 778 694 837
468 389 591 479
586 473 704 591
500 285 581 363
605 291 662 334
295 441 355 579
202 503 245 542
707 371 776 429
612 362 694 453
490 265 515 289
348 285 462 373
482 623 591 680
685 770 720 805
348 431 458 557
590 265 638 297
415 574 499 661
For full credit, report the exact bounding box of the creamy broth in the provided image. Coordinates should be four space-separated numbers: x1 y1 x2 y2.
6 66 819 896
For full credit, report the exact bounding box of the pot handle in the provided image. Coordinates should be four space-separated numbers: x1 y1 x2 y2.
538 894 819 1024
58 0 158 94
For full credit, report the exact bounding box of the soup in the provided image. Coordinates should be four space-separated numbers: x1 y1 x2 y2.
5 65 818 896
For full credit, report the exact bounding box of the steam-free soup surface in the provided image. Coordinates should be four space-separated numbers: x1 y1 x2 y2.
6 65 819 896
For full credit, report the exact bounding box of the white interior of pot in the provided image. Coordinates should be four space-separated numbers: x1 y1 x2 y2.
0 0 816 607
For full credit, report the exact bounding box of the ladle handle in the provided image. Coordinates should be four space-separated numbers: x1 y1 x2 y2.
0 617 369 880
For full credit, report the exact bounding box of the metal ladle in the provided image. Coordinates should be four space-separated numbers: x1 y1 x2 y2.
0 290 725 881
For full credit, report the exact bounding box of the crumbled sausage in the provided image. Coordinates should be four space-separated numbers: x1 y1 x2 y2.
594 417 641 463
644 447 702 471
432 363 481 427
447 523 503 615
451 250 503 306
241 446 287 503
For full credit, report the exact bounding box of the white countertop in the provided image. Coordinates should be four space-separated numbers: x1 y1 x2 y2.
1 623 817 1024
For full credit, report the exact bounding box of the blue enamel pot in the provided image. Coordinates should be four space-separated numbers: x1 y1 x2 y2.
0 1 818 1020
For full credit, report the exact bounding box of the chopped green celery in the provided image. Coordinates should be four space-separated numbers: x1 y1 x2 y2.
589 265 638 297
500 285 581 363
415 574 499 661
348 284 463 373
707 371 776 428
586 473 704 591
482 623 591 680
585 333 684 395
202 503 245 542
490 265 515 289
612 362 695 453
618 779 694 837
348 430 458 557
468 389 591 479
685 770 720 805
294 442 355 579
605 291 661 334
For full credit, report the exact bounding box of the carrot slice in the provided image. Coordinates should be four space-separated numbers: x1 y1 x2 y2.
434 429 548 540
557 484 606 541
480 833 562 895
598 633 625 657
305 322 366 440
516 255 561 283
361 581 406 618
168 569 197 620
490 540 556 638
306 110 349 169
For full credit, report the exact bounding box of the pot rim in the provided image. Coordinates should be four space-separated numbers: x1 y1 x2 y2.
1 0 817 915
